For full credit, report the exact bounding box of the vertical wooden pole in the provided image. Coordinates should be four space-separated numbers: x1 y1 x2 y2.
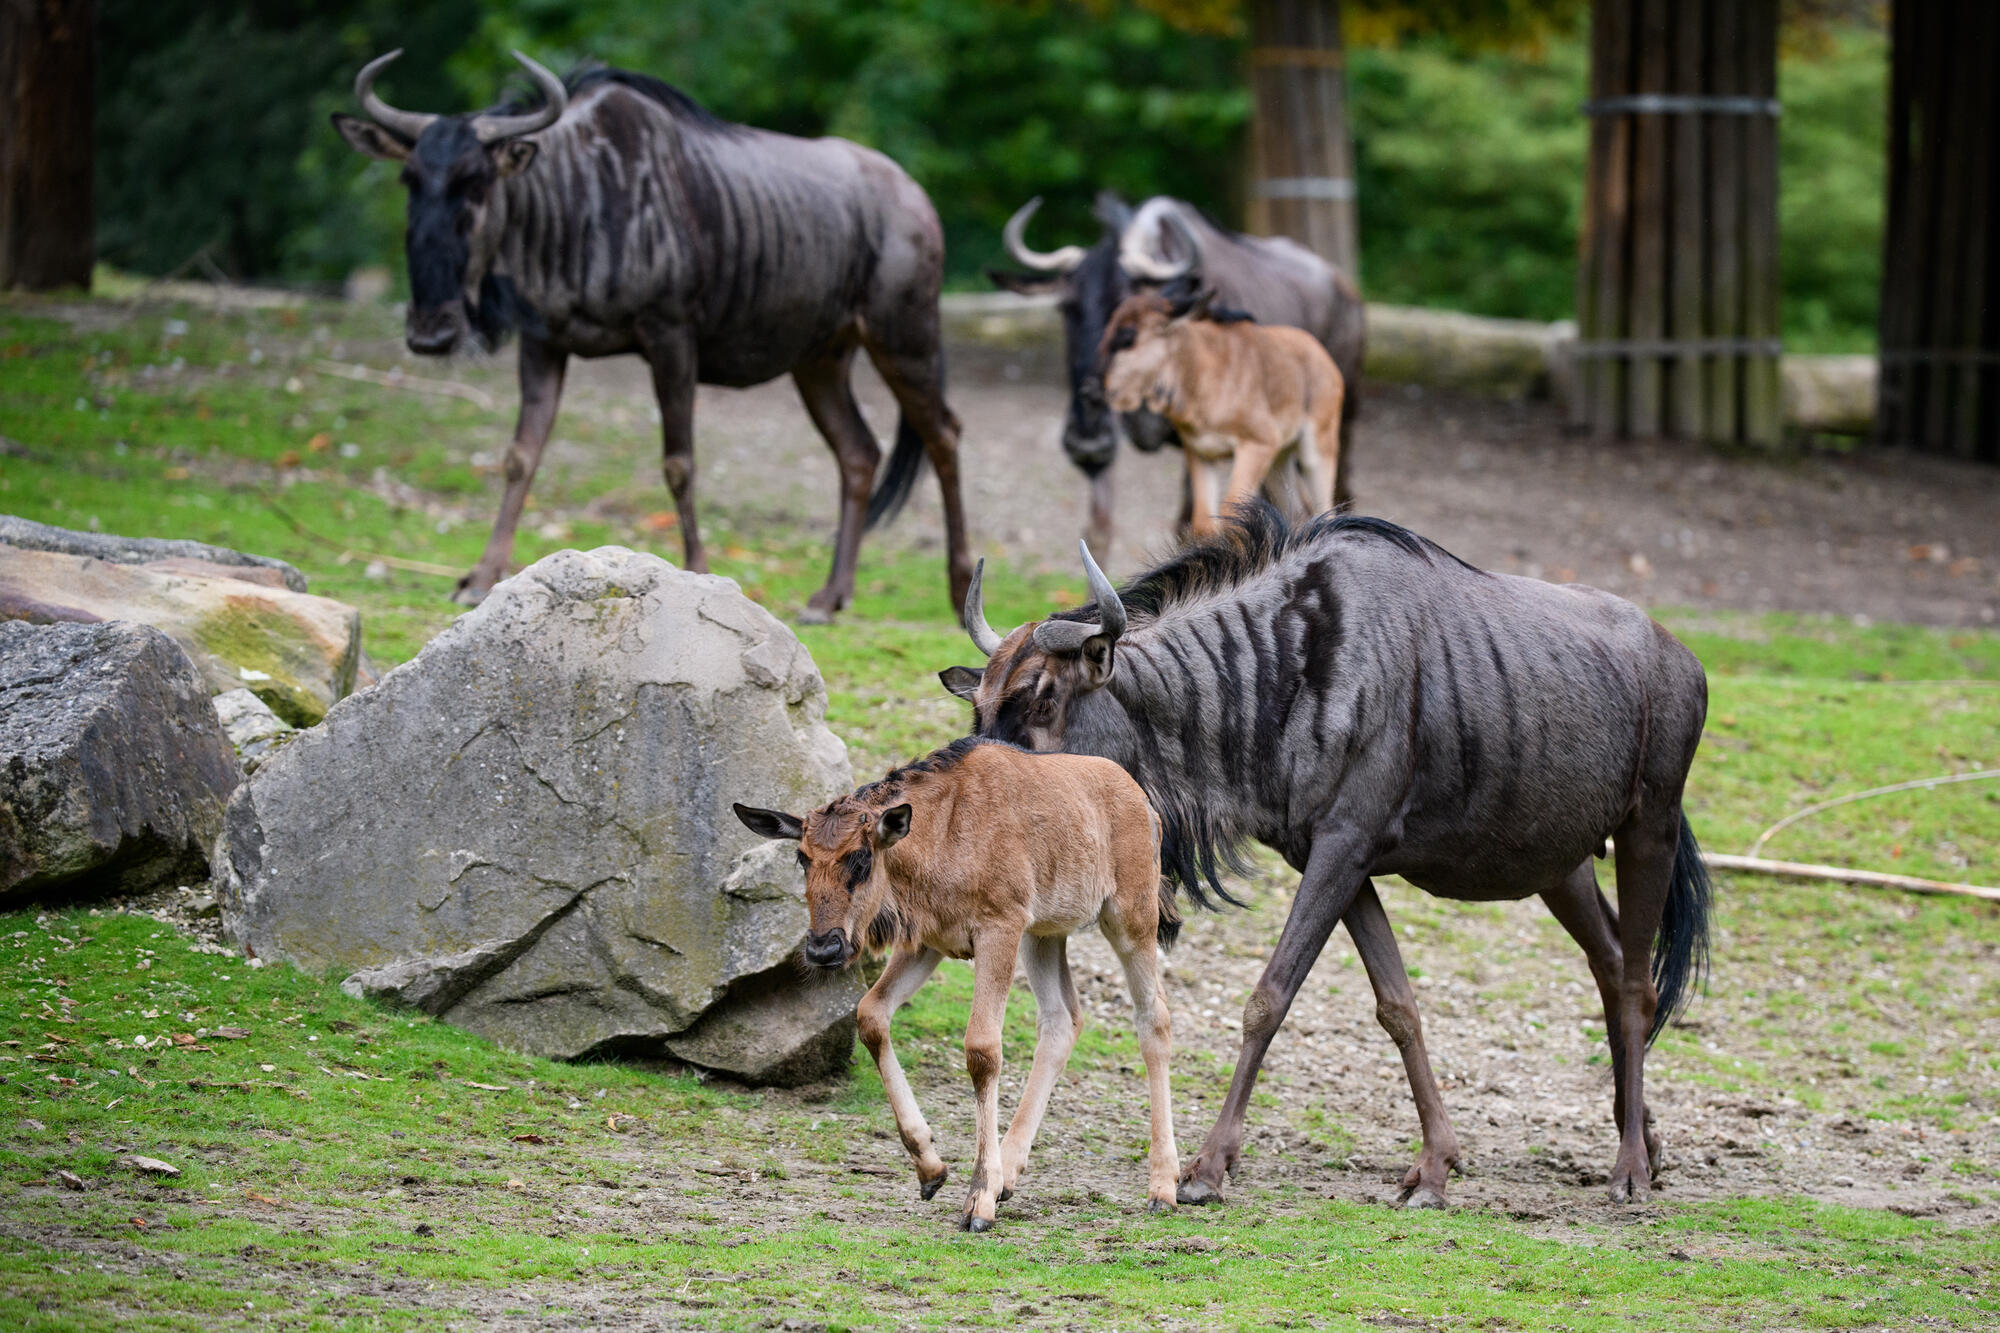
1668 0 1708 439
1739 0 1782 448
1626 0 1670 438
1877 0 1920 449
0 0 95 291
1705 0 1744 443
1585 0 1634 436
1247 0 1360 282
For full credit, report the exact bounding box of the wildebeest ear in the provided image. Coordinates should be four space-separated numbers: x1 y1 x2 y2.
1168 286 1216 321
1078 634 1117 689
490 138 538 178
876 804 913 848
331 113 412 162
938 666 983 701
733 803 803 841
986 267 1068 297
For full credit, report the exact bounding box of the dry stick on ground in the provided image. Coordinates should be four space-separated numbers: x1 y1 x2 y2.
1702 853 2000 904
311 358 498 412
1746 768 2000 857
260 493 462 578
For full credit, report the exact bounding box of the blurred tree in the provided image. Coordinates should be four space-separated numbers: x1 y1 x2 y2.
3 0 95 290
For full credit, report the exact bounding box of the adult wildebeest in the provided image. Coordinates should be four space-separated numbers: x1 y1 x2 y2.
734 736 1180 1231
989 194 1364 548
1100 289 1346 535
938 507 1712 1208
333 51 972 619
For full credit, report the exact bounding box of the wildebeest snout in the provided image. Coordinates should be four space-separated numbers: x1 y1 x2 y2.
1062 382 1118 476
803 928 849 968
405 306 463 356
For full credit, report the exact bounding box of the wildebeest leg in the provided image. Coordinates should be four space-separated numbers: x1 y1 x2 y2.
855 945 949 1198
961 926 1021 1232
1179 828 1375 1204
793 350 880 621
864 339 975 615
456 337 568 604
641 331 706 575
998 935 1080 1201
1345 884 1461 1208
1101 897 1179 1211
1540 859 1662 1175
1608 810 1676 1203
1222 437 1281 516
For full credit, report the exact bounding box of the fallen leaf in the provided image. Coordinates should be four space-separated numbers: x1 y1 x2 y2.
643 511 679 531
505 1178 526 1190
172 1033 197 1047
463 1081 511 1092
278 450 302 469
130 1217 147 1228
163 466 189 481
53 1170 85 1192
245 1192 279 1205
306 431 332 453
122 1155 180 1177
511 1134 547 1145
212 1027 250 1040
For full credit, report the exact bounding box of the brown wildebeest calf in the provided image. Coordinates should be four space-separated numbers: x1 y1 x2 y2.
1099 288 1345 537
734 736 1179 1231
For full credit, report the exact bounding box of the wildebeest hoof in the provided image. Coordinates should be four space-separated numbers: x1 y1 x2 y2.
1398 1185 1449 1210
960 1214 994 1233
451 579 491 607
1176 1177 1224 1206
795 603 836 626
919 1170 948 1201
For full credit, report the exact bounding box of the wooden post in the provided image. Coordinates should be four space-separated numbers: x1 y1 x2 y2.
0 0 95 291
1246 0 1359 282
1878 0 2000 464
1573 0 1780 447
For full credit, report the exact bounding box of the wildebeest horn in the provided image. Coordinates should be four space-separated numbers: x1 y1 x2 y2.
962 558 1007 657
1003 198 1087 274
355 50 437 142
1120 209 1199 283
470 51 568 143
1032 541 1126 655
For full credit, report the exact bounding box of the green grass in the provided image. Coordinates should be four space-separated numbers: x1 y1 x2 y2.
5 290 2000 1327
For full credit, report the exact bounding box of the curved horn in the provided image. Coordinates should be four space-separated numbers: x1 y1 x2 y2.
1031 541 1126 656
1119 207 1199 284
1003 197 1087 274
355 50 437 142
962 558 1006 657
471 51 568 143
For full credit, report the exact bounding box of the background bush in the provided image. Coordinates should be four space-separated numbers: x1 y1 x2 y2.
92 2 1886 351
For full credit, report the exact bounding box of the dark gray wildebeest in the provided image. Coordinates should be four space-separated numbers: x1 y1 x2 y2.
988 194 1365 548
333 51 972 619
733 736 1180 1232
937 505 1712 1208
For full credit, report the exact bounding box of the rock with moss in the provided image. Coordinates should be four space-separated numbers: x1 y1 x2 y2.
214 547 859 1085
0 516 308 591
0 620 240 899
0 545 360 724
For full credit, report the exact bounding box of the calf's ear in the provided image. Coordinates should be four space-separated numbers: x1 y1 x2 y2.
876 804 913 848
938 666 983 701
331 114 412 162
733 803 803 840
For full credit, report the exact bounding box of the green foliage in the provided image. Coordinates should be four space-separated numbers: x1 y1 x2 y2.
1779 25 1889 353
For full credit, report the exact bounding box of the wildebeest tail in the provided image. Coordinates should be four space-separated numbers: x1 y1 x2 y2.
866 414 927 529
1156 878 1183 952
1648 812 1713 1044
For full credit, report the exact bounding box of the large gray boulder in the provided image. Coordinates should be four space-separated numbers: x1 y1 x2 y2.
214 547 860 1085
0 515 307 592
0 620 240 899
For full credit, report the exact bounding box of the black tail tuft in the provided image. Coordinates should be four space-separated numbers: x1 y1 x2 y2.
1649 814 1713 1044
866 415 927 529
1156 880 1183 952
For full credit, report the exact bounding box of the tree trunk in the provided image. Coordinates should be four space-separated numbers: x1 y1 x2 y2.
1 0 94 291
1245 0 1359 282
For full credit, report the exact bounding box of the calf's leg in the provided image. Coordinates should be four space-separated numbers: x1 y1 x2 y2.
856 946 949 1198
456 337 567 604
961 927 1021 1232
1222 435 1281 514
999 935 1080 1199
1102 899 1179 1212
1345 884 1461 1208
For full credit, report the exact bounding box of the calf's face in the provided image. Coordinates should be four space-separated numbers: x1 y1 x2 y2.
733 799 912 967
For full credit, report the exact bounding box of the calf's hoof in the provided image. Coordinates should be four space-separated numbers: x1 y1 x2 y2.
959 1214 994 1234
997 1185 1013 1202
1146 1197 1175 1214
918 1170 948 1202
1397 1185 1449 1210
1176 1177 1224 1207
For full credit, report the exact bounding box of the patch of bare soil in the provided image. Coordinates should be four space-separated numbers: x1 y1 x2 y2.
546 344 2000 627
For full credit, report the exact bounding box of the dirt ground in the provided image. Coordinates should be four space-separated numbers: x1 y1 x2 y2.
546 339 2000 628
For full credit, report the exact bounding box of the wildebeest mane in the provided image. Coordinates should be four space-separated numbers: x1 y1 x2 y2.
484 61 734 132
1048 503 1472 630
